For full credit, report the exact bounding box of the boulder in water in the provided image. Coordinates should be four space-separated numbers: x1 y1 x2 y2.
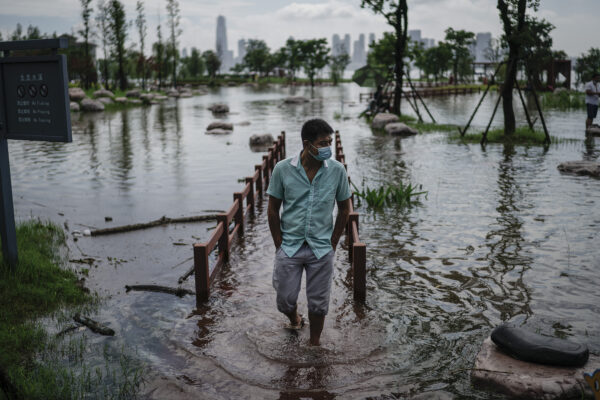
557 161 600 178
283 96 309 104
68 87 86 102
205 128 231 135
80 98 105 112
128 99 142 105
93 89 114 98
372 113 400 129
385 122 419 136
472 337 597 399
207 122 233 131
97 97 113 105
70 102 80 112
166 89 179 98
153 95 168 101
114 97 128 104
249 134 274 152
208 103 229 113
125 89 141 98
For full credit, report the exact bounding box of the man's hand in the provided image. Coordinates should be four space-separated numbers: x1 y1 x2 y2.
268 195 283 250
331 198 351 253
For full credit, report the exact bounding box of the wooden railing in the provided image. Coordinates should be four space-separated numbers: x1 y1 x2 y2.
193 132 286 307
360 86 480 102
335 131 367 302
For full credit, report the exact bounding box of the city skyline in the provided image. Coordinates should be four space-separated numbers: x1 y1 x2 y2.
0 0 598 59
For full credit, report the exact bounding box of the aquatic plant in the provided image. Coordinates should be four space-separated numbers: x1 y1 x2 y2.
540 90 585 110
351 181 427 209
448 126 579 145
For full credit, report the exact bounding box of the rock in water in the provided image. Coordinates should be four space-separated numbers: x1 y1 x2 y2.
208 103 229 113
125 89 141 98
114 97 128 104
472 337 597 399
385 122 419 136
207 122 233 131
371 112 400 130
68 87 86 101
249 134 274 146
70 102 80 112
166 89 180 98
557 161 600 178
80 98 105 112
283 96 309 104
205 128 231 135
586 125 600 136
93 89 114 98
97 97 113 105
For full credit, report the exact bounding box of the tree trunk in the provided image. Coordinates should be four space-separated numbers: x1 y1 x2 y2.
502 52 518 135
392 0 408 115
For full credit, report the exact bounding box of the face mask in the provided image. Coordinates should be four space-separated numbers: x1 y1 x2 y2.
310 143 332 161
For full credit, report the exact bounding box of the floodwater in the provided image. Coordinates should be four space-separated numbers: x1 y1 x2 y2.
11 83 600 399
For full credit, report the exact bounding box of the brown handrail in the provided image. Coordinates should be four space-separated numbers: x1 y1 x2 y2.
193 132 286 306
334 131 367 302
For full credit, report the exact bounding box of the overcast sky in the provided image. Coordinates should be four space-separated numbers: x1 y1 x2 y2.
0 0 598 58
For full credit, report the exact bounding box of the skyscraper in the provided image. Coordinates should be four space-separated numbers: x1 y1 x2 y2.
216 15 234 72
342 34 351 56
352 34 366 68
237 39 247 65
332 34 341 56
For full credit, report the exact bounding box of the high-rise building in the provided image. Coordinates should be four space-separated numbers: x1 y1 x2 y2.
181 47 188 58
351 34 366 68
236 39 247 65
342 34 351 56
407 29 435 49
472 32 492 62
332 34 341 56
216 15 234 72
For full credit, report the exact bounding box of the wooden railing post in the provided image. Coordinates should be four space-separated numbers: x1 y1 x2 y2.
217 214 229 261
281 131 286 158
255 165 263 198
353 242 366 303
348 212 359 263
245 178 255 214
194 243 209 306
234 193 244 235
263 155 270 189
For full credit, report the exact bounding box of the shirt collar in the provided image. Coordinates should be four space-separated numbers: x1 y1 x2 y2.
290 150 328 168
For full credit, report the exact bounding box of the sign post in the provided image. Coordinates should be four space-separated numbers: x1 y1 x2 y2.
0 38 72 268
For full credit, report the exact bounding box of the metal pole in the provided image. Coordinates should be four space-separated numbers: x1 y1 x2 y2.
515 81 534 131
0 137 17 268
460 61 504 136
481 92 503 144
405 71 436 123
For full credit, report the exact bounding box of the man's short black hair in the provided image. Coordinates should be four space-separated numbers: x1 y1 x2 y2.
301 119 334 143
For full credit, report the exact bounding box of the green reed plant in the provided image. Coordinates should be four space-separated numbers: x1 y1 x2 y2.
351 181 427 210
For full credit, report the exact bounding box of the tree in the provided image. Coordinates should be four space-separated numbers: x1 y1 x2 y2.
166 0 181 87
108 0 128 90
575 48 600 86
10 23 23 41
283 38 303 82
96 0 111 89
26 25 43 39
203 50 221 80
520 16 555 89
79 0 94 89
361 0 408 114
266 48 287 77
423 43 453 82
330 52 350 85
187 47 205 79
444 28 475 84
407 38 425 78
153 13 166 88
243 39 271 76
367 32 396 71
299 39 329 87
135 1 147 90
497 0 535 135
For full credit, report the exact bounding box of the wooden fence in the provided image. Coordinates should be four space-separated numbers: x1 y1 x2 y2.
192 130 367 306
335 131 367 302
360 86 480 102
193 132 285 307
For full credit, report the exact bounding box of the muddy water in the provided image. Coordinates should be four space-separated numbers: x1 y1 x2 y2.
10 84 600 398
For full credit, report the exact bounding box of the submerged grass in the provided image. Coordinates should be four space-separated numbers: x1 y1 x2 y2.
448 126 578 145
352 181 427 210
0 220 146 399
540 90 586 110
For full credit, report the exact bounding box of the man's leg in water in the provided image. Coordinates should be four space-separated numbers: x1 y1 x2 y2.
273 247 303 326
305 249 335 346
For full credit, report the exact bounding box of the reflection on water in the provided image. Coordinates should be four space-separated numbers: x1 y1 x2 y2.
9 84 600 398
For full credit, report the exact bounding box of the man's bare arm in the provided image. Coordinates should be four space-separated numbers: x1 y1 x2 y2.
268 195 283 249
331 198 351 251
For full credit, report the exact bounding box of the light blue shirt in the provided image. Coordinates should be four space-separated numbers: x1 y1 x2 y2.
267 150 351 259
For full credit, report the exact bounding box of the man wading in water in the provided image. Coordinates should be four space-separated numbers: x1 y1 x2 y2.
267 119 351 346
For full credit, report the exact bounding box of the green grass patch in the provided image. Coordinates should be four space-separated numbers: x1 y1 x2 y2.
447 126 577 145
352 181 427 210
540 90 586 110
0 220 146 399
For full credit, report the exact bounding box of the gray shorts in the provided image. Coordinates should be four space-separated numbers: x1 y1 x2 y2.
272 243 335 316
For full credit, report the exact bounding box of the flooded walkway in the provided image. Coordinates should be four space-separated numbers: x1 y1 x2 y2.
10 84 600 398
